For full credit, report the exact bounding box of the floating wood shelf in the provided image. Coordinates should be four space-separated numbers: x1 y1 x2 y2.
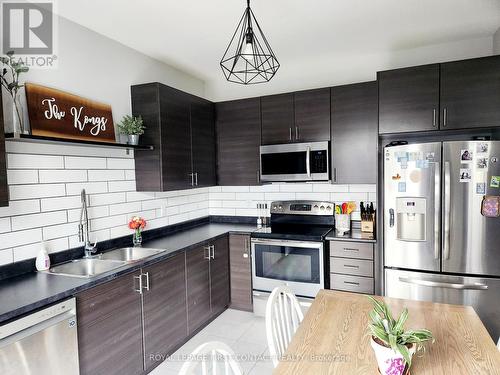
4 133 154 151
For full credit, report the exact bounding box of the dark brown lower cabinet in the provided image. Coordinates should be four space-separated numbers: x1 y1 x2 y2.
77 273 144 375
210 236 230 316
142 253 187 372
186 245 212 334
229 234 253 312
77 237 231 374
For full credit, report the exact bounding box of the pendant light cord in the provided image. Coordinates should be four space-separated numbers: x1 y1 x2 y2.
247 0 250 8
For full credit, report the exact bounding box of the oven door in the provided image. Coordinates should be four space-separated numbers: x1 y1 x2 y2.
260 141 329 182
251 238 324 298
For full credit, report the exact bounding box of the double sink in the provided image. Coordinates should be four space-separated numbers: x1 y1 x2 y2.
44 247 164 278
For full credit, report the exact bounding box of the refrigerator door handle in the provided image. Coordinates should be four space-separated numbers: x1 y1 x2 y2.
389 208 394 227
443 161 451 260
399 277 488 290
433 162 440 260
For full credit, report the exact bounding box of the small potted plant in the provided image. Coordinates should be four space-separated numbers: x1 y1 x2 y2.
117 115 145 145
128 216 146 247
367 296 434 375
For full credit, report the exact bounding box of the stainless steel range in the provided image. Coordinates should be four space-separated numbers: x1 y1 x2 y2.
251 201 334 301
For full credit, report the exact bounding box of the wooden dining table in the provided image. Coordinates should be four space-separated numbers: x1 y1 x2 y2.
273 290 500 374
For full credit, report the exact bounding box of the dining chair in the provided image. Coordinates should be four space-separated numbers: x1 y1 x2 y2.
265 285 305 367
178 341 243 375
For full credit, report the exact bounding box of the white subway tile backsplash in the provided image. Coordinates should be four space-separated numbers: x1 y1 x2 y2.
39 170 87 183
43 222 78 240
67 206 109 222
11 211 67 231
107 158 135 170
108 180 136 192
0 249 13 265
65 156 106 169
91 214 127 231
0 200 40 217
90 192 126 206
109 202 142 215
66 181 108 195
279 184 313 192
0 145 376 266
8 154 64 169
312 184 349 193
41 196 81 212
88 169 125 181
0 228 42 250
7 170 38 184
10 184 66 200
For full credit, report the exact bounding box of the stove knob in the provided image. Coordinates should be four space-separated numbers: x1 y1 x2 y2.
314 205 319 209
279 205 283 210
320 205 325 210
326 205 332 210
272 205 277 210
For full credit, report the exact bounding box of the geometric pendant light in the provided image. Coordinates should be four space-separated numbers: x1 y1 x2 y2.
220 0 280 84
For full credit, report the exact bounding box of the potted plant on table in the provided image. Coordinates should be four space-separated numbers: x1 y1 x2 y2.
128 216 146 247
117 115 145 145
367 296 434 375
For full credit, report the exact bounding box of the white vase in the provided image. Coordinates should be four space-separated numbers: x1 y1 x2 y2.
335 213 351 235
370 337 415 375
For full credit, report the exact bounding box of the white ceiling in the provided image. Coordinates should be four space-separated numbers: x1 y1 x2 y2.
57 0 500 101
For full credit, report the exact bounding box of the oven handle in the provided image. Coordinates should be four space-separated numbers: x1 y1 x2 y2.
251 237 323 248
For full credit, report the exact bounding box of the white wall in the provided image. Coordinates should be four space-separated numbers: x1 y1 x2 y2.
3 14 205 132
494 27 500 54
206 36 494 101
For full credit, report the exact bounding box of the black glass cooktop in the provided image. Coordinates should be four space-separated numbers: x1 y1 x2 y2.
251 224 334 241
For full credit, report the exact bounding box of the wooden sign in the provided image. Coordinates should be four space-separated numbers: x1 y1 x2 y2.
25 83 116 142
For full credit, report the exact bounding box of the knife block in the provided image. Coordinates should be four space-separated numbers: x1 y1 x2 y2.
361 214 375 233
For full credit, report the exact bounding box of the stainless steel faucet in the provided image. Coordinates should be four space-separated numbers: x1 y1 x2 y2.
78 189 97 258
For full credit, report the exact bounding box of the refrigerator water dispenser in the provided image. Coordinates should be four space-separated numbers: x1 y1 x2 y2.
396 197 426 241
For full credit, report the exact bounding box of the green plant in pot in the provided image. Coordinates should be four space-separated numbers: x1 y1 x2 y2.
117 115 145 145
0 51 29 134
367 296 434 375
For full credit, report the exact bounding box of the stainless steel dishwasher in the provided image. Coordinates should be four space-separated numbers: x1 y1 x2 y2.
0 298 79 374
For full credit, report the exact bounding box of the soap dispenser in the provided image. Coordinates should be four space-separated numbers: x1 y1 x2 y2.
35 241 50 271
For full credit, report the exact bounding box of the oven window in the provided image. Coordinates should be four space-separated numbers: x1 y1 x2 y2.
254 244 320 284
261 152 307 175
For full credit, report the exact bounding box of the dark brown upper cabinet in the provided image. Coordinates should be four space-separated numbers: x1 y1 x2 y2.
378 64 440 134
440 56 500 130
331 82 378 184
261 89 330 144
0 90 8 206
294 88 331 142
261 93 294 144
131 83 216 191
216 98 261 185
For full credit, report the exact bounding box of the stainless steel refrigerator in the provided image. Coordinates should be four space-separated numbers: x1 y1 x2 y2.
384 141 500 340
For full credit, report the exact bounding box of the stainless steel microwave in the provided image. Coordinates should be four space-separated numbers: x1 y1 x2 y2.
259 141 329 182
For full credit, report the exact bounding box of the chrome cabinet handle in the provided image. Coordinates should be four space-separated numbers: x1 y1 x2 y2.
444 162 451 260
343 264 359 269
306 146 311 178
134 274 143 294
194 172 198 186
142 272 150 291
210 245 215 259
343 247 359 252
344 281 360 286
204 246 211 260
399 277 488 290
289 127 292 141
443 108 447 127
295 126 299 141
189 173 194 186
432 109 437 127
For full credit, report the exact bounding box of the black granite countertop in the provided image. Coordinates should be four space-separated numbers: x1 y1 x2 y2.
325 229 376 243
0 223 256 325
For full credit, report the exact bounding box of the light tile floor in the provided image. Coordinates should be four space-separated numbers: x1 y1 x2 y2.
150 309 274 375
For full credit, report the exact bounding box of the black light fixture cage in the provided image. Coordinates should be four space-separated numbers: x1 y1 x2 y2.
220 0 280 84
